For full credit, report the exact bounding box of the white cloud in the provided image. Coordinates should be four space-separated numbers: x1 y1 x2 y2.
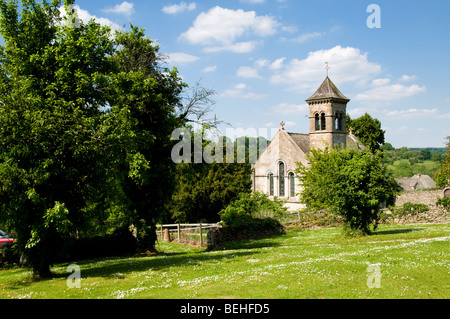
220 83 267 99
59 5 122 32
237 66 261 79
372 78 390 86
293 31 322 43
355 84 426 101
347 107 369 118
399 74 418 82
272 103 308 114
240 0 265 3
269 57 286 70
180 6 279 53
103 2 134 16
385 108 437 119
284 121 296 127
167 52 199 64
202 65 217 73
270 45 382 92
204 41 259 54
162 2 196 14
385 125 409 134
255 59 269 68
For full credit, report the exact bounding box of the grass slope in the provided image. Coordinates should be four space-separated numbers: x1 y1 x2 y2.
0 223 449 299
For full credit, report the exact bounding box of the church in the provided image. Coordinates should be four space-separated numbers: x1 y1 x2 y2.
251 76 365 210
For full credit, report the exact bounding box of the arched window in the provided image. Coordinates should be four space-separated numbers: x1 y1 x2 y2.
315 113 320 131
268 173 274 196
321 113 326 130
335 112 339 131
337 112 343 131
279 162 285 197
289 172 295 197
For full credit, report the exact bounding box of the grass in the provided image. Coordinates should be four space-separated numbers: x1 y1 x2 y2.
387 159 441 178
0 223 449 299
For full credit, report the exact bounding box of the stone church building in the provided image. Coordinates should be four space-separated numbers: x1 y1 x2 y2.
251 76 365 210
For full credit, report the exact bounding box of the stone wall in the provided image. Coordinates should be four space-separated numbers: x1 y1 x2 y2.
207 220 284 250
395 190 443 207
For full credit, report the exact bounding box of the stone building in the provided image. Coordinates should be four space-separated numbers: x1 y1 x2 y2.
395 174 437 191
251 76 364 210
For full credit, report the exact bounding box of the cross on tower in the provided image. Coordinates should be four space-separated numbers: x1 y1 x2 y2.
324 62 330 77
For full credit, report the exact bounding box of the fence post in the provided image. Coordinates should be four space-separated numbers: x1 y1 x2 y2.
177 224 181 241
199 224 203 247
164 228 170 242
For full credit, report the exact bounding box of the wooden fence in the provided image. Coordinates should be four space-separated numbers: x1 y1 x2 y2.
156 213 309 247
156 223 221 247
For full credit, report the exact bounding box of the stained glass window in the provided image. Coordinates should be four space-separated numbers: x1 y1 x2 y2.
269 173 274 196
279 162 285 197
289 172 295 197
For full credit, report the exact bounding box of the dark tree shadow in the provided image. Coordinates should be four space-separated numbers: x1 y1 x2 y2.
374 228 424 235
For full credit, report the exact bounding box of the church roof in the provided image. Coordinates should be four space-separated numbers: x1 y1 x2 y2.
346 132 366 151
306 76 350 102
287 133 310 154
287 131 365 153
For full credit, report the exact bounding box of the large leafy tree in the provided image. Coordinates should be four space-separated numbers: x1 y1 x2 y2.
106 26 185 252
0 0 187 276
346 113 385 153
0 0 116 277
296 147 399 235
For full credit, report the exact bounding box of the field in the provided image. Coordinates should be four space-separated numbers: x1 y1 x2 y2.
387 159 441 178
0 223 449 299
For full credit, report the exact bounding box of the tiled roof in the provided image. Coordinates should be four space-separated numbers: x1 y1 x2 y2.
306 76 350 102
287 133 310 154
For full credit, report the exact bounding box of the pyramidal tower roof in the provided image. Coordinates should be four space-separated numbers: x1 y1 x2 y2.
305 76 350 103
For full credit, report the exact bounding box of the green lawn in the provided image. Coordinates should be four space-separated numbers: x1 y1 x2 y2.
0 223 449 299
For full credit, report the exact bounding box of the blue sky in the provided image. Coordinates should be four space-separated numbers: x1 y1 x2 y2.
41 1 450 147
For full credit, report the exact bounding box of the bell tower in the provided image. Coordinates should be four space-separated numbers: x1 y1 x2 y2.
306 76 350 150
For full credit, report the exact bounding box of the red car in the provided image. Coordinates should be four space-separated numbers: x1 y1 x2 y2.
0 230 16 249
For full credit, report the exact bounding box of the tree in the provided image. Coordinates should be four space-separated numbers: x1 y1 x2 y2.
380 143 395 151
0 0 115 277
296 147 399 235
347 113 385 153
436 137 450 188
419 148 432 161
0 0 192 276
105 25 186 252
169 128 252 223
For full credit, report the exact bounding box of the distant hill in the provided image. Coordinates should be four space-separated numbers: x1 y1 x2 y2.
409 148 446 155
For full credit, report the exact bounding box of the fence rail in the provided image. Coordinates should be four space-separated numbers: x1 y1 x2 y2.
156 223 220 247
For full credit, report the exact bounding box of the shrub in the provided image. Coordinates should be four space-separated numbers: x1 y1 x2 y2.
68 227 137 261
436 196 450 211
297 147 398 236
294 210 343 230
395 202 429 216
0 242 20 266
219 192 287 228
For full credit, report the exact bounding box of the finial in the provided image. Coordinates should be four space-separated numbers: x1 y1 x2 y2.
280 121 285 130
349 127 353 135
324 62 330 77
